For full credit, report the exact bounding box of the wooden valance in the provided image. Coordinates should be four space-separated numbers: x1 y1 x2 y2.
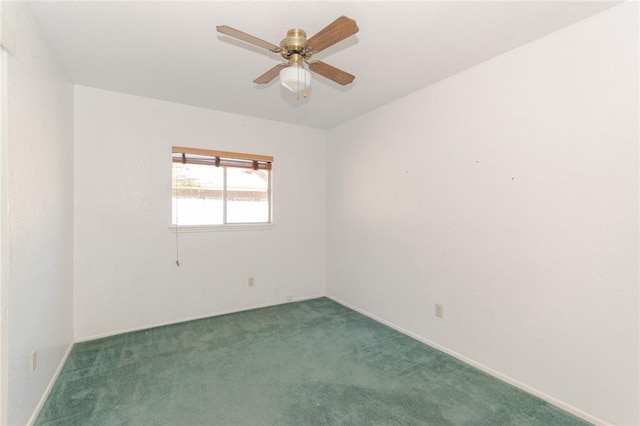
172 146 273 170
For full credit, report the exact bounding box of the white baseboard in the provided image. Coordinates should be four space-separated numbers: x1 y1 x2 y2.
74 293 326 343
27 342 74 426
326 295 609 426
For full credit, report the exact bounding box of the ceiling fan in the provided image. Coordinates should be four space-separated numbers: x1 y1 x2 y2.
217 16 359 97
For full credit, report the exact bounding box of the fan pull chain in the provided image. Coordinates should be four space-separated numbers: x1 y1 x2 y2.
303 65 307 98
294 64 308 100
296 65 301 101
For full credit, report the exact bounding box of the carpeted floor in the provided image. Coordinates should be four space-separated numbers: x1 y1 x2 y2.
36 298 590 425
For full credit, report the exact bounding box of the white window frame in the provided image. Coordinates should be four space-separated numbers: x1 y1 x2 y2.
170 146 274 232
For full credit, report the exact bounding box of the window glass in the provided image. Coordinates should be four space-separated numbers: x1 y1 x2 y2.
171 147 272 226
226 168 270 223
172 162 224 225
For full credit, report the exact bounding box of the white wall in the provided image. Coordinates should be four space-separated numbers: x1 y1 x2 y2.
73 86 326 340
2 2 74 425
327 3 638 425
0 8 7 423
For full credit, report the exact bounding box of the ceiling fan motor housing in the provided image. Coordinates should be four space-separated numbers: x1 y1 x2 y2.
280 29 311 62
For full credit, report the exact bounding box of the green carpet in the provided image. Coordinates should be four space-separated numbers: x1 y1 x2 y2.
35 298 590 425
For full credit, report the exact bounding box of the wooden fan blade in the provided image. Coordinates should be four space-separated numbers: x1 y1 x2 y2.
217 25 281 53
305 16 359 54
254 63 289 84
308 61 355 86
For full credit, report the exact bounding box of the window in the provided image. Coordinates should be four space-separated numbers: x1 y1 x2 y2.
172 146 272 226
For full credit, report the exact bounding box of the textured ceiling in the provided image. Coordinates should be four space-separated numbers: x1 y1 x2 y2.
30 1 618 129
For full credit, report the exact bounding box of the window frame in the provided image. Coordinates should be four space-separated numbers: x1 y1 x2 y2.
170 146 274 232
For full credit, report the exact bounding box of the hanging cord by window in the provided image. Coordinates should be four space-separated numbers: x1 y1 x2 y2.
174 161 181 267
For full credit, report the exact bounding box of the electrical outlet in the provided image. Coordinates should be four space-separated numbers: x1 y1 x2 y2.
435 304 443 318
248 276 255 287
31 350 37 372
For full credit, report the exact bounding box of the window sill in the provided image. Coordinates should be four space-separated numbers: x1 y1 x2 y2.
168 223 275 233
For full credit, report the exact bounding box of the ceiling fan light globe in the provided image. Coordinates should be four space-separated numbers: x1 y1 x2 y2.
279 65 311 93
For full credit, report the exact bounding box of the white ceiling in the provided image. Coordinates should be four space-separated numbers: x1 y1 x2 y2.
30 1 618 129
